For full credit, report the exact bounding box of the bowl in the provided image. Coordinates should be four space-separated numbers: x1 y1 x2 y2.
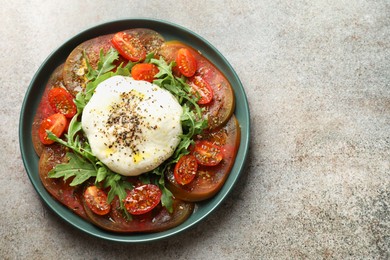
19 18 250 242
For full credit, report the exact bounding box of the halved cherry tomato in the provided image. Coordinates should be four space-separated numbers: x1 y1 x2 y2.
83 186 111 216
174 154 198 185
176 48 197 77
188 76 214 105
112 31 147 62
193 140 223 166
38 113 67 145
48 87 77 118
124 184 162 215
131 63 159 82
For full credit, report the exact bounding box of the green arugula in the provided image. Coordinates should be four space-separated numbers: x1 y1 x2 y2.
48 153 96 185
47 48 208 216
85 48 119 80
75 49 135 113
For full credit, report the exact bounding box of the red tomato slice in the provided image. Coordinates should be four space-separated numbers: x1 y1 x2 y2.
111 31 147 62
83 186 111 216
188 76 214 104
174 154 198 185
165 116 240 202
83 196 194 233
38 113 67 145
176 48 197 77
124 184 162 215
131 63 159 82
38 144 88 220
193 140 223 166
48 87 77 118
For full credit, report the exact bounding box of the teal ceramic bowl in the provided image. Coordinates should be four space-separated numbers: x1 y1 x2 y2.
19 19 250 242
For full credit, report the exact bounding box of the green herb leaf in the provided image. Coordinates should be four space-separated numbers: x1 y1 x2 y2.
96 166 107 183
159 177 174 213
85 48 119 81
104 172 133 203
48 153 96 186
78 60 135 110
144 52 155 63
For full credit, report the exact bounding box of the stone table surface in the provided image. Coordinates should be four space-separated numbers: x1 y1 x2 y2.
1 0 389 259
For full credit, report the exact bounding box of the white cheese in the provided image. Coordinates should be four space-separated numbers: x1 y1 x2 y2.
82 75 183 176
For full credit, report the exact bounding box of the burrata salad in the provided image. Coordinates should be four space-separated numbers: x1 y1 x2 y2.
32 28 240 233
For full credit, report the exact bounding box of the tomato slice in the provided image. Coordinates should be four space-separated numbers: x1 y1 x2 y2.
124 184 162 215
38 144 88 220
83 196 194 233
193 140 223 166
48 87 77 118
112 31 147 62
176 48 197 77
174 154 198 185
63 29 163 96
188 76 214 104
165 115 240 202
38 113 67 145
63 34 121 96
83 186 111 216
131 63 159 82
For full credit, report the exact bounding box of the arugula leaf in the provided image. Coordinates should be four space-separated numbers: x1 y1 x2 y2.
85 48 119 81
104 171 133 219
160 185 174 212
47 118 95 164
96 165 107 183
74 91 87 113
76 49 134 113
49 153 96 186
144 52 155 63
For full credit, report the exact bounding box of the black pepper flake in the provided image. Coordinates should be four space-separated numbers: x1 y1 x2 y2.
104 90 154 155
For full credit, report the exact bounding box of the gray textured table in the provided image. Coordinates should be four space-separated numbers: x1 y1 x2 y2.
1 0 389 259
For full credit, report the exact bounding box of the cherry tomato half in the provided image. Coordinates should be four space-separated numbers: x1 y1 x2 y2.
111 31 147 62
193 140 223 166
38 113 67 145
83 186 111 216
131 63 159 82
188 76 214 105
176 48 197 77
124 184 162 215
48 87 77 118
174 154 198 185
